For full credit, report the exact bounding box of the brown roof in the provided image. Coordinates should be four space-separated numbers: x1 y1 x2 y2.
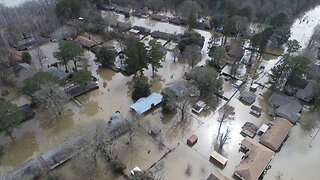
207 171 228 180
235 137 274 180
225 45 244 64
9 51 22 65
259 118 293 152
74 36 96 48
150 14 168 21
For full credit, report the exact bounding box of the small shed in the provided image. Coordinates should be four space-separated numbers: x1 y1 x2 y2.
151 30 172 40
250 84 259 91
241 122 259 138
250 105 262 116
207 172 228 180
131 26 151 35
257 124 269 136
187 134 198 146
239 91 257 104
210 151 228 169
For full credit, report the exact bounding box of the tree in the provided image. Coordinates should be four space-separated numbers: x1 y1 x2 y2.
72 69 92 85
217 105 235 140
54 41 84 72
208 45 226 67
96 47 116 67
56 0 84 19
178 31 205 53
148 40 165 76
34 48 45 70
195 67 222 98
285 39 301 56
23 71 60 95
238 6 252 19
187 11 197 28
21 51 32 64
172 46 179 62
269 12 290 28
33 83 68 118
183 45 201 68
124 41 149 75
271 25 291 48
0 145 4 158
300 112 320 131
221 17 238 45
72 120 130 179
217 127 231 151
132 80 151 101
0 99 24 140
314 83 320 112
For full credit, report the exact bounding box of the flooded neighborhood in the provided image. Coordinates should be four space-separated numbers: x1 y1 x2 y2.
0 0 320 180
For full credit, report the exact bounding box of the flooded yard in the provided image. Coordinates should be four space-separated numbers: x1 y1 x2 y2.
1 4 320 180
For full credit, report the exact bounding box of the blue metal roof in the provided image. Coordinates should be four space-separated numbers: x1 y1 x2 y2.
130 93 163 114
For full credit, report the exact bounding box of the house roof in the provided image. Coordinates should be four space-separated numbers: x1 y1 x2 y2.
13 63 35 75
296 80 317 102
259 118 293 152
168 17 187 25
250 105 261 113
235 137 275 180
74 36 96 48
150 14 168 21
130 93 163 114
45 67 69 80
242 122 258 135
65 81 99 98
8 51 22 66
225 45 244 63
240 91 257 104
207 172 228 180
151 30 172 39
269 93 302 124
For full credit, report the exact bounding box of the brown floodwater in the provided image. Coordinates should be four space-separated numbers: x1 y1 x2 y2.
1 6 320 180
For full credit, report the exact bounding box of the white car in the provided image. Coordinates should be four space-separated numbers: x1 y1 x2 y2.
232 80 243 88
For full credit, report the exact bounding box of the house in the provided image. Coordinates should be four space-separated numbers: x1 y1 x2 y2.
150 14 169 22
187 134 198 146
133 8 150 18
269 93 302 124
19 104 35 120
74 36 97 49
210 151 228 169
239 91 257 104
65 81 99 98
168 17 187 25
131 26 151 35
45 67 69 81
114 6 130 17
13 37 47 51
117 21 132 32
130 93 163 114
8 51 22 66
207 172 228 180
296 80 317 102
165 81 196 98
259 118 293 152
192 100 207 114
241 122 259 138
195 21 212 30
225 45 244 65
250 105 262 116
235 137 275 180
151 31 172 40
49 26 77 42
13 63 36 77
98 4 115 11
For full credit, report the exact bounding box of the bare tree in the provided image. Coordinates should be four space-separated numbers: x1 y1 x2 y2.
217 127 231 150
72 119 130 179
217 105 235 139
184 45 202 69
34 48 45 70
172 46 179 62
33 82 69 118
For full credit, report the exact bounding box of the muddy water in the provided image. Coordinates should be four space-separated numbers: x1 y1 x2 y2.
1 6 320 180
